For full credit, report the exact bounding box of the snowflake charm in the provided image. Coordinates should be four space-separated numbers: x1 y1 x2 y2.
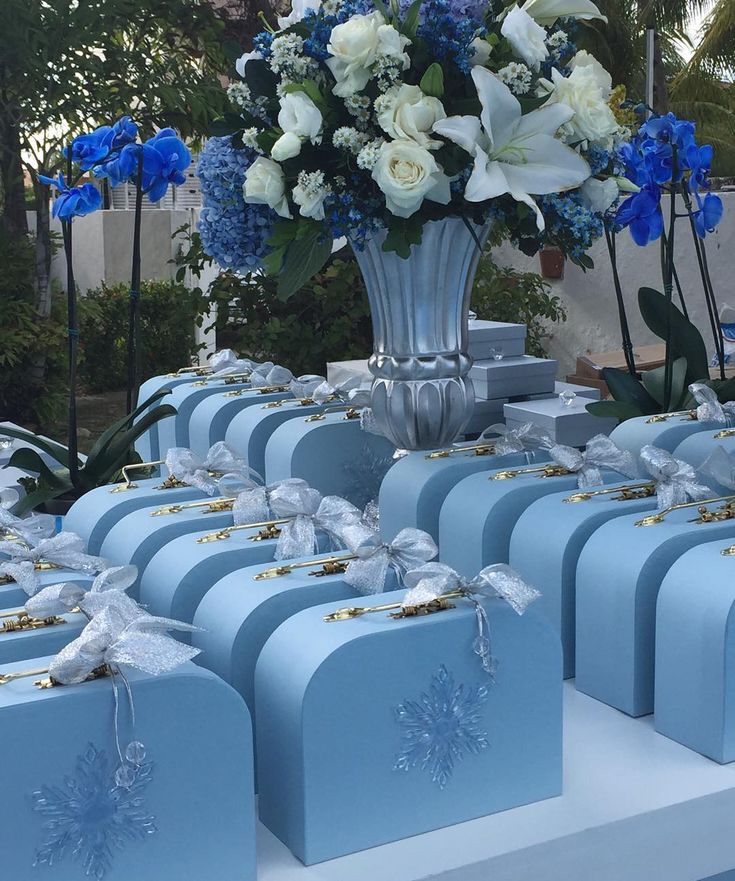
341 443 395 509
31 743 157 880
393 665 490 789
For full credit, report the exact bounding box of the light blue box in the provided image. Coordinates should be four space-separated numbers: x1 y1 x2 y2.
576 505 735 717
439 465 625 576
0 605 86 665
0 657 255 881
256 590 562 864
186 386 292 459
156 378 254 456
655 539 735 762
504 395 617 448
509 480 660 678
64 475 204 555
379 446 551 543
99 503 236 598
610 415 727 464
226 398 329 479
264 411 396 508
138 527 331 633
0 572 92 611
673 427 735 471
134 373 204 462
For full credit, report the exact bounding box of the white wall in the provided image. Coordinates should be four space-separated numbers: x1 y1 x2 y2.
491 192 735 377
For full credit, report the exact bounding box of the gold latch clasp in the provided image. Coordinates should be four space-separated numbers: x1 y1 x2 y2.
323 589 464 622
635 494 735 527
426 443 496 460
646 409 697 424
196 518 290 544
150 497 235 517
110 460 165 493
491 464 570 481
2 613 66 633
253 554 357 581
564 482 657 504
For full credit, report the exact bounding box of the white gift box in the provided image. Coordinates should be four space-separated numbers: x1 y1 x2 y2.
468 319 526 360
504 396 617 448
470 356 557 401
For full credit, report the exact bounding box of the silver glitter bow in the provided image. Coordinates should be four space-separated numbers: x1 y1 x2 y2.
0 488 19 529
164 441 255 496
0 531 108 596
640 445 713 510
210 349 262 377
250 364 294 388
232 477 309 525
689 383 735 424
342 527 438 595
402 562 541 675
480 422 552 456
289 374 326 400
311 376 362 405
25 565 139 620
1 512 56 545
545 434 636 489
269 483 362 559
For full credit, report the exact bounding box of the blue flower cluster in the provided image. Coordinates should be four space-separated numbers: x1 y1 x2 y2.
196 136 274 273
417 0 485 74
616 113 724 245
302 0 382 59
96 129 192 202
37 172 102 221
538 192 605 261
323 189 384 250
586 144 613 177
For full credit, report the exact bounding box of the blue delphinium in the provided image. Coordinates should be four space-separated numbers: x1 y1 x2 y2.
323 188 384 250
417 0 485 74
38 172 102 220
197 136 274 273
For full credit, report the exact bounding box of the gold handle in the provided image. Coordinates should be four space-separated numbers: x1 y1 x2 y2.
491 464 571 481
151 497 235 517
224 383 290 399
110 460 165 493
323 589 464 622
196 517 290 544
426 443 497 460
0 666 50 686
193 372 252 388
305 406 363 423
646 410 697 424
715 429 735 440
166 365 211 378
253 554 357 581
2 614 66 633
635 494 735 527
722 545 735 556
564 482 657 504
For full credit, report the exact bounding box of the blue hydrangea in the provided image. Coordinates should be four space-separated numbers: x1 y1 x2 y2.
586 144 612 177
196 137 274 273
253 30 274 58
539 191 605 260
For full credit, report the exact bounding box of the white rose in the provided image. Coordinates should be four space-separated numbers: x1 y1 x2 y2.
581 177 618 214
278 91 323 142
501 5 549 71
293 183 328 220
235 50 262 79
271 131 303 161
372 139 451 218
376 22 411 65
377 84 446 150
326 11 384 97
278 0 322 30
569 50 612 98
243 157 292 219
540 66 619 146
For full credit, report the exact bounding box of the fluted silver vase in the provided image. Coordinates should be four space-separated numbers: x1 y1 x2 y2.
354 217 490 451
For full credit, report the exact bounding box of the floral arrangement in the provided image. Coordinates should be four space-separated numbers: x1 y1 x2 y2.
203 0 636 294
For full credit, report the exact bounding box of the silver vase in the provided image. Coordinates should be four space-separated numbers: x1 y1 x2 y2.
354 217 490 451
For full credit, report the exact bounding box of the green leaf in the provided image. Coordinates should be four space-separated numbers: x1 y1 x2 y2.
13 484 73 517
277 232 333 300
86 389 172 466
382 216 423 258
419 62 444 98
638 287 709 385
641 358 688 410
222 40 244 63
708 376 735 404
7 448 69 490
282 80 327 111
402 0 423 37
0 426 76 469
601 367 660 415
586 400 644 423
372 0 390 18
209 114 243 137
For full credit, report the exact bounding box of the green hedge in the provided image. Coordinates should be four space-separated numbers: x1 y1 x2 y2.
78 280 205 392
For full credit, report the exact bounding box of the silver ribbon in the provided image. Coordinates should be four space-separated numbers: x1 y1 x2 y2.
165 441 256 496
232 477 309 525
0 493 57 544
402 562 541 675
269 484 362 559
0 531 108 596
689 383 735 424
697 445 735 495
640 445 713 510
0 488 19 529
343 527 438 595
480 422 551 456
250 364 294 388
210 350 263 377
25 565 139 620
545 434 636 489
311 376 362 405
289 374 326 400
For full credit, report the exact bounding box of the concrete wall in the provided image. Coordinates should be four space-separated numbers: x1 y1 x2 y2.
491 192 735 377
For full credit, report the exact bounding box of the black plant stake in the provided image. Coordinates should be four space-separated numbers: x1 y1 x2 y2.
604 224 637 378
64 143 80 491
126 147 144 414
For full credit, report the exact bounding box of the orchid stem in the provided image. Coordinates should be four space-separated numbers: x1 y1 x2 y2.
604 225 637 377
126 148 144 415
65 143 80 491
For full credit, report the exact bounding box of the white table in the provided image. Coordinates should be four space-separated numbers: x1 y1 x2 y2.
258 683 735 881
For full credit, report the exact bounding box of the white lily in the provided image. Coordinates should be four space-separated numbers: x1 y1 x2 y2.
432 67 591 231
521 0 607 26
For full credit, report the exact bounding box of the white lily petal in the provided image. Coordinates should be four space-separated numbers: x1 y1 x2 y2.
426 173 452 206
513 101 575 141
472 67 520 153
509 187 546 230
464 149 510 203
500 134 590 195
521 0 607 26
432 115 484 155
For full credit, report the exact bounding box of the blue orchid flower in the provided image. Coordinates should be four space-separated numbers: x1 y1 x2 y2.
615 185 664 246
94 129 191 201
65 126 115 172
693 192 724 239
111 115 138 149
38 172 102 221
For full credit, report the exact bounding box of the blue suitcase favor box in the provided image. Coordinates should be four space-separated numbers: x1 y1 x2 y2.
673 424 735 472
379 423 552 543
255 563 561 864
655 538 735 762
439 435 636 576
264 407 397 508
575 446 735 717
